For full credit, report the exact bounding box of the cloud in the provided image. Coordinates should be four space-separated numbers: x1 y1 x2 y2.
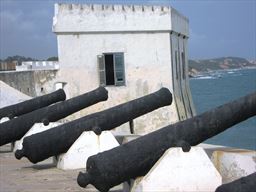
0 1 56 59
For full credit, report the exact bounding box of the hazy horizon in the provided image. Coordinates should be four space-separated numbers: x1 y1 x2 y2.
0 0 255 60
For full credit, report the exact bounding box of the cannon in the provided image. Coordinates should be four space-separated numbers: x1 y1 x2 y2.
15 87 173 163
76 92 256 192
0 89 66 119
0 87 108 146
215 172 256 192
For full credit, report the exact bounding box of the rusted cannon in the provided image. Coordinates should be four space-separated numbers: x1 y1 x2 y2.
76 92 256 192
0 89 66 119
215 172 256 192
15 88 172 163
0 87 108 146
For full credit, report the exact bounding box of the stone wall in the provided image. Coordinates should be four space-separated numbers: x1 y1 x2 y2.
51 3 194 135
0 70 58 97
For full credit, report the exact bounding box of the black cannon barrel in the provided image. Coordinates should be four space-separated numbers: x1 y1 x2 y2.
215 172 256 192
0 89 66 119
0 87 108 146
76 92 256 192
15 87 172 163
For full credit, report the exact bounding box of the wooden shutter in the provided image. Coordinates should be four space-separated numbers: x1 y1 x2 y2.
114 53 125 86
97 55 106 86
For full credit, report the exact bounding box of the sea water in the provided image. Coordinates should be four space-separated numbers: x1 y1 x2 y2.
190 68 256 150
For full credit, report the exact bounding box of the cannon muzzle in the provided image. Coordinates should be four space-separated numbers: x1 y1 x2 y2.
77 91 256 192
15 87 172 163
77 172 91 188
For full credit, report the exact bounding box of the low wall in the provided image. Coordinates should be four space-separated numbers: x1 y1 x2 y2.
0 70 58 97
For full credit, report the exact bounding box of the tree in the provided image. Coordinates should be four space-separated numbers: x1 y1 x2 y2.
4 55 36 65
47 56 58 61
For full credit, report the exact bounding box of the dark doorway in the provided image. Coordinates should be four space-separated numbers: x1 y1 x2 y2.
104 54 115 85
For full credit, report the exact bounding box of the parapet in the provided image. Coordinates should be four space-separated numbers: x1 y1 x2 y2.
53 3 189 37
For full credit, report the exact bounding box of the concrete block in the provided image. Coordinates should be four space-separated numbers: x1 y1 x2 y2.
198 143 230 158
13 122 62 151
211 149 256 184
132 147 222 192
57 131 119 170
122 134 141 144
0 117 10 123
115 134 141 144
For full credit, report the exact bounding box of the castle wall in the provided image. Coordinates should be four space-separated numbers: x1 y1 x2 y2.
0 70 58 97
52 3 194 135
54 32 178 134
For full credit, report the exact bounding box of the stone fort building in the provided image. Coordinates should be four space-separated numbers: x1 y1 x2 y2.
52 3 195 134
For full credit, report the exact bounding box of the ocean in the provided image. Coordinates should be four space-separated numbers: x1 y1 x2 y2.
189 68 256 150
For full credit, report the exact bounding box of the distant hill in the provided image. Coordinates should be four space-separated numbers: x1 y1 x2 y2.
188 57 256 77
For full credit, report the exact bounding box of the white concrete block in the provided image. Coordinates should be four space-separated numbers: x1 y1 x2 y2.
132 147 222 192
122 134 141 144
114 134 141 144
57 131 119 170
0 117 10 123
211 149 256 184
13 122 62 151
197 143 229 158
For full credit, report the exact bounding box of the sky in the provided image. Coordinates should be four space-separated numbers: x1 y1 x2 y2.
0 0 255 60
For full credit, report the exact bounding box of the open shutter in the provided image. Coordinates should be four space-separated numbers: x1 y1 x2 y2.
114 53 125 86
98 55 106 86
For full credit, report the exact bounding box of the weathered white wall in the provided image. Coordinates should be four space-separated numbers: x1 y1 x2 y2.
55 32 178 134
53 4 189 36
52 3 193 134
53 4 173 33
171 8 189 37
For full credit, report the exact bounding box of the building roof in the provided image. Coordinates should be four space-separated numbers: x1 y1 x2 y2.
53 4 189 37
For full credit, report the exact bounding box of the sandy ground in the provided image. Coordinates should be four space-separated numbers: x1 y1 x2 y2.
0 144 122 192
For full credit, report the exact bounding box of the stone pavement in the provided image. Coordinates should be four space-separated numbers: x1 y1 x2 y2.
0 144 122 192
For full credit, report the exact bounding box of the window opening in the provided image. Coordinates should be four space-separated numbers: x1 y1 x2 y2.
175 51 178 79
98 53 125 86
181 52 186 79
105 54 115 85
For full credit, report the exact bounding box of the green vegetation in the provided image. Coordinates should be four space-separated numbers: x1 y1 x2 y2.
0 55 58 65
47 56 58 61
3 55 36 65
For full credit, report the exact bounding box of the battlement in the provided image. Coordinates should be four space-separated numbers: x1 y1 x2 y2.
55 4 172 14
16 61 59 71
53 3 189 36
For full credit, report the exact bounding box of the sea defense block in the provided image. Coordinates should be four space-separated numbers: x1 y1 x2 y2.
211 149 256 184
57 131 119 170
132 147 222 192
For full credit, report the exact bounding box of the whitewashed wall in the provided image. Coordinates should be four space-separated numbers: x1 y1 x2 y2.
56 33 178 134
52 3 194 134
